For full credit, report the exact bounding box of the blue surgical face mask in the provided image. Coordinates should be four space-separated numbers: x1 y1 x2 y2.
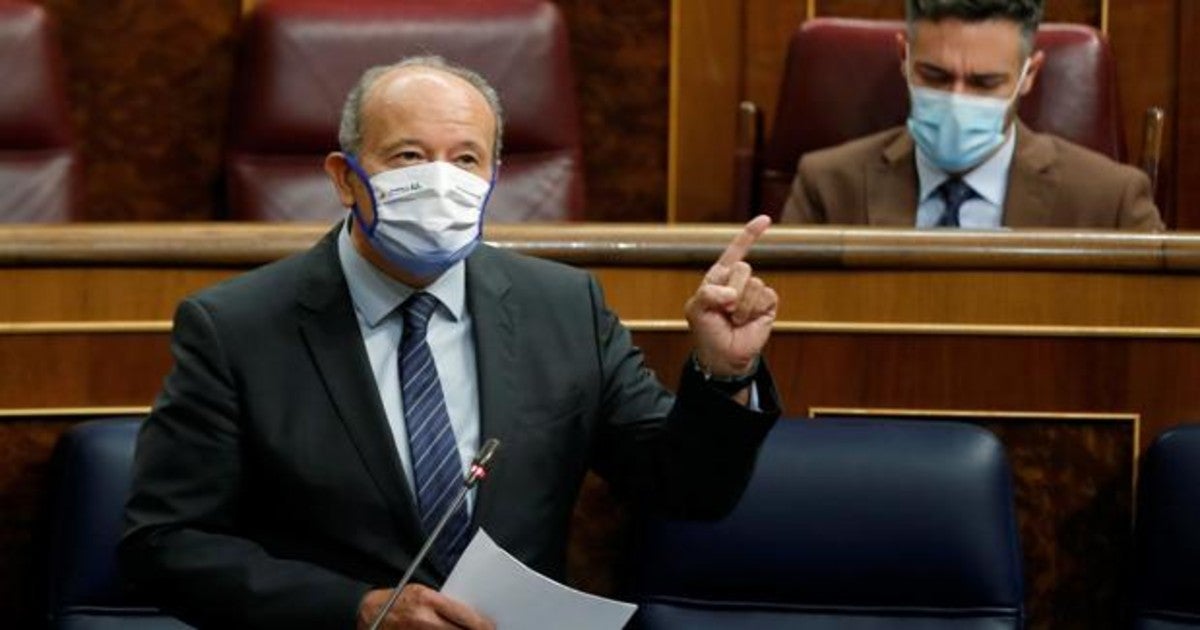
346 157 496 279
906 54 1030 173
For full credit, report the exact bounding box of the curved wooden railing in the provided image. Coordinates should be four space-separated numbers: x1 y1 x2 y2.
3 222 1200 271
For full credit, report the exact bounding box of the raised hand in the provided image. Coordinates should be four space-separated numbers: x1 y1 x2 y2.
684 215 779 380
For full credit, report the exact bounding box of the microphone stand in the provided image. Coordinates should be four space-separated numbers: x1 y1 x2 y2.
367 439 500 630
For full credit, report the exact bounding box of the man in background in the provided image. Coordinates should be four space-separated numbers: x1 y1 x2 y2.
781 0 1163 230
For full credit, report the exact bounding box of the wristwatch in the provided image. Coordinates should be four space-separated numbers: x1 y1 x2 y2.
691 353 758 395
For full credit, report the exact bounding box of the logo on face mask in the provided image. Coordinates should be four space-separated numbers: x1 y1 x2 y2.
346 158 494 279
377 181 423 202
906 56 1030 173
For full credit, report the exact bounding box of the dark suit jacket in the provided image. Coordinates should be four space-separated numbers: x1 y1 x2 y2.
121 226 779 629
780 123 1164 230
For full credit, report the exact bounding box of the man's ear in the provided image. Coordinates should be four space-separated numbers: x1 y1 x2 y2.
323 152 357 208
1020 49 1046 96
896 31 909 78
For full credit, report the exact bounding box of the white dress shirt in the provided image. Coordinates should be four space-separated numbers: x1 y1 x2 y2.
337 222 481 511
915 127 1017 229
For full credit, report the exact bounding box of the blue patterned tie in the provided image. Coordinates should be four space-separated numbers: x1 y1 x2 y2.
399 292 470 571
937 177 976 227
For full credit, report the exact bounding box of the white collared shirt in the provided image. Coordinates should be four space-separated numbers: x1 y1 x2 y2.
336 221 481 511
915 127 1017 229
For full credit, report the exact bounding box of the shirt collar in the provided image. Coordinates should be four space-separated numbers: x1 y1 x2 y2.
336 218 467 328
915 126 1018 207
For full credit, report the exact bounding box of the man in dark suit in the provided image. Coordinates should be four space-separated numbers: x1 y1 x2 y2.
122 56 781 629
780 0 1163 230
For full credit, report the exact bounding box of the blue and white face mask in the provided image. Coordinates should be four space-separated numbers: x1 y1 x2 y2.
346 158 495 279
906 55 1030 173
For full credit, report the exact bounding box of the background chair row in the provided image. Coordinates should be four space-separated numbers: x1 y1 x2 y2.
0 0 585 224
1 0 1160 226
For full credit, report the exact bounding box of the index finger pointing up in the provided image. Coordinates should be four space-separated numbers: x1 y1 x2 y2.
717 214 772 267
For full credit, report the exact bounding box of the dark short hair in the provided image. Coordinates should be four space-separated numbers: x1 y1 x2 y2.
906 0 1044 55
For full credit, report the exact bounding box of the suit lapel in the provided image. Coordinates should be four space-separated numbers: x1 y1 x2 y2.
1003 123 1058 226
463 246 520 529
866 130 921 226
295 228 424 544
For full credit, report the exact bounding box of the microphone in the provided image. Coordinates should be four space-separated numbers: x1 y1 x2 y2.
368 438 501 630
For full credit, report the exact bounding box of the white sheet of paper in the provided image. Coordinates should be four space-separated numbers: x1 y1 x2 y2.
441 529 637 630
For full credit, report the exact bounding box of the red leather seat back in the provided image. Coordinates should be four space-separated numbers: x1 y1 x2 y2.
0 0 78 222
761 18 1124 216
227 0 584 222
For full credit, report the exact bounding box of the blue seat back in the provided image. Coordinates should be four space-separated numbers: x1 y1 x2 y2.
1134 424 1200 629
633 418 1024 629
46 419 191 629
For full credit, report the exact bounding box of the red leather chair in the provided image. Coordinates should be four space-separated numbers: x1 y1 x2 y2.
226 0 584 222
0 0 79 222
737 18 1161 219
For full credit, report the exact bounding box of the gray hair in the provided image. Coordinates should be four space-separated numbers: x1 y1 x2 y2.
906 0 1044 57
337 55 504 161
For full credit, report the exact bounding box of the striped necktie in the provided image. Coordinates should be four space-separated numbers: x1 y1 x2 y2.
937 177 976 228
399 291 470 571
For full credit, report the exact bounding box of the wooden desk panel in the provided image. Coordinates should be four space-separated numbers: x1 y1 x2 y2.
0 331 171 409
0 268 233 322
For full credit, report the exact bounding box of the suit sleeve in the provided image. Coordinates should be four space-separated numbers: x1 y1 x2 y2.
120 298 371 629
780 156 827 224
1116 167 1165 231
585 275 780 519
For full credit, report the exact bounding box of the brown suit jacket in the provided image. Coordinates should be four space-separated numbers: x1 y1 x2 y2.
780 123 1164 230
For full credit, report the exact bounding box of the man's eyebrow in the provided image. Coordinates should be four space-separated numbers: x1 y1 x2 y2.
915 62 1009 82
377 138 423 155
914 61 953 75
454 139 488 154
965 71 1011 82
372 137 489 157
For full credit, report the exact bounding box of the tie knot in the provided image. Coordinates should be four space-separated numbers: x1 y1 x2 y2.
939 177 975 208
935 178 976 228
401 292 439 334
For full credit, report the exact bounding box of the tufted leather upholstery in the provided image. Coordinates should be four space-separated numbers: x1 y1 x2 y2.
631 418 1024 629
45 419 191 629
226 0 584 222
0 0 79 222
1133 425 1200 629
746 18 1124 219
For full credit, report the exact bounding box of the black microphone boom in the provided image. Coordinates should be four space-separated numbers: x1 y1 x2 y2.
367 438 501 630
